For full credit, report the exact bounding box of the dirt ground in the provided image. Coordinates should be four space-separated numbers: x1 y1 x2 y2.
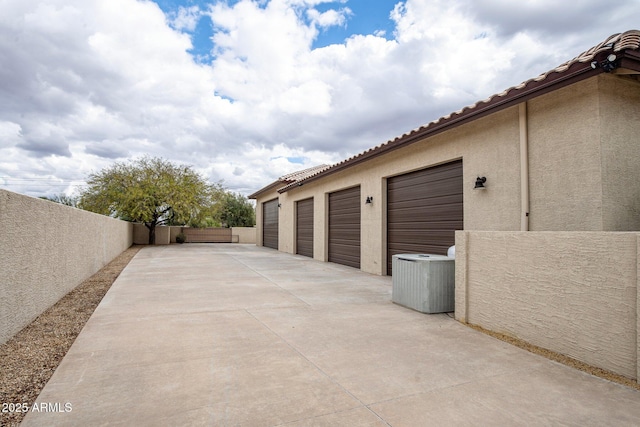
466 323 640 391
1 244 637 425
0 245 141 427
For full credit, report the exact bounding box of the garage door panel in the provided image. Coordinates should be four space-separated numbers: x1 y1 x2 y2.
389 201 463 216
263 199 279 250
329 186 361 269
329 230 361 241
388 182 463 202
330 208 361 217
388 168 458 187
388 224 461 234
387 230 460 242
389 241 452 251
389 186 463 203
329 224 361 232
388 199 464 215
388 243 451 261
328 247 360 267
390 212 463 225
388 165 462 189
387 160 463 275
296 198 313 258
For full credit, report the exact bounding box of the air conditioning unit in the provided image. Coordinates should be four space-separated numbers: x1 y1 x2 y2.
392 254 455 314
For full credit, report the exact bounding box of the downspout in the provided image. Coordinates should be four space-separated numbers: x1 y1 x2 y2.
519 102 530 231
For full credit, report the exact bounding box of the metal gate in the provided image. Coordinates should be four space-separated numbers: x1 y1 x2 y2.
182 227 233 243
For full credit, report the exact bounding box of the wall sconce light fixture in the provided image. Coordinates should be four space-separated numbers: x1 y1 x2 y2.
474 176 487 190
365 196 373 204
277 203 282 208
590 54 618 73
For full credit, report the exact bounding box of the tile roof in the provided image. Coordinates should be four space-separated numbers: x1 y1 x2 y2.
278 164 331 182
248 164 330 198
276 30 640 194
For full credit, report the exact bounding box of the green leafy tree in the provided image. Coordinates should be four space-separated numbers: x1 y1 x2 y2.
215 192 256 227
40 193 78 207
78 156 222 244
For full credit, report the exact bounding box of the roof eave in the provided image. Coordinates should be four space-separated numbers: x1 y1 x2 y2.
278 60 604 193
277 30 640 194
248 180 288 199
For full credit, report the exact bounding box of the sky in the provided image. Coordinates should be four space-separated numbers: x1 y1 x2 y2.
0 0 638 198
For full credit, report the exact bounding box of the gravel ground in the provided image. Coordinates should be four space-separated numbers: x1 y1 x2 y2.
467 324 640 391
0 245 141 427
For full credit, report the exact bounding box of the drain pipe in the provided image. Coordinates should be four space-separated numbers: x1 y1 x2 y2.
519 102 530 231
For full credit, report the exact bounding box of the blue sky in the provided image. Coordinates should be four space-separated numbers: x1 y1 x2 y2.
0 0 639 197
152 0 400 61
312 0 398 47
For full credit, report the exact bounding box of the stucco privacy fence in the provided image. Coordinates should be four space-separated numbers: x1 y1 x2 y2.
0 189 133 345
455 231 640 381
132 223 256 245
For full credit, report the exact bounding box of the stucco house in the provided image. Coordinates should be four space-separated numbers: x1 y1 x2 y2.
250 30 640 381
250 30 640 275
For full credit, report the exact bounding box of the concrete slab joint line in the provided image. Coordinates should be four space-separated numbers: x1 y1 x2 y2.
20 245 640 427
243 309 382 417
233 255 312 307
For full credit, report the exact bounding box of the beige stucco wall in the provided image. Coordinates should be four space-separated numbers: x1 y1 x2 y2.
169 226 182 243
0 189 133 345
599 74 640 231
455 230 639 380
133 223 171 245
253 74 640 274
257 105 525 275
155 226 170 245
232 227 257 244
527 79 604 230
527 74 640 231
254 193 279 248
133 223 172 245
134 224 256 244
133 223 149 244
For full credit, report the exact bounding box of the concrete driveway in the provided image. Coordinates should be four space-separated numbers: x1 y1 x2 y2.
22 244 640 426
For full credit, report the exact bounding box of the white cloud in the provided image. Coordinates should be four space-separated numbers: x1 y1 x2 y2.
278 80 333 115
307 7 352 29
0 0 638 197
169 5 202 32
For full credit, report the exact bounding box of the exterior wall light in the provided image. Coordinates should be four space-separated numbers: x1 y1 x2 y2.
277 203 281 208
365 196 373 204
590 54 618 73
474 176 487 190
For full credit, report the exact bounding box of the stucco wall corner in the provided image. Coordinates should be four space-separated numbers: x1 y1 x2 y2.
454 230 468 323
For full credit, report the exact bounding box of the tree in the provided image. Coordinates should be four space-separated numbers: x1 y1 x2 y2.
40 193 78 207
78 156 221 244
215 192 255 227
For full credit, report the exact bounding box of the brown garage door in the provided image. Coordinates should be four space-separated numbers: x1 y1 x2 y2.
329 186 361 269
296 198 314 258
387 160 463 274
262 199 279 250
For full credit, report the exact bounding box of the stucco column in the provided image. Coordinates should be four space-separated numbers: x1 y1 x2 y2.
454 231 468 323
